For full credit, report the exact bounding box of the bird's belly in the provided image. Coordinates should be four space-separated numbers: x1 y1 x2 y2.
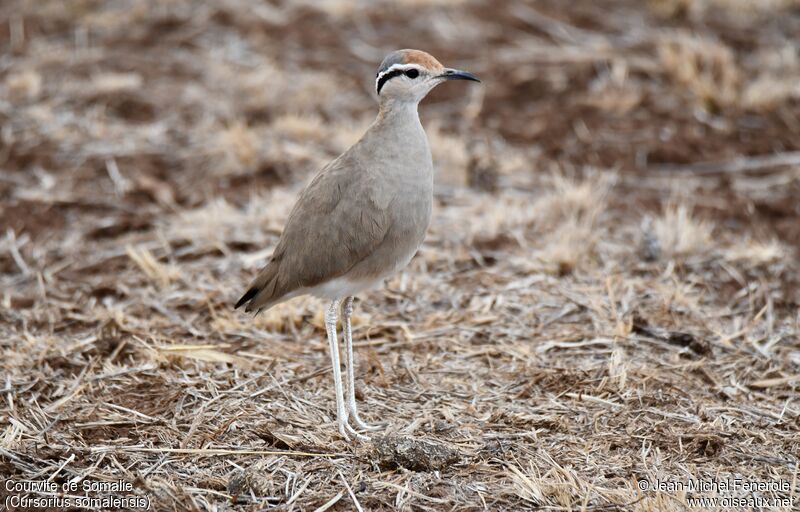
304 275 385 300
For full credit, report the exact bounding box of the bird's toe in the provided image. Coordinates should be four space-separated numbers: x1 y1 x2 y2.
353 417 382 431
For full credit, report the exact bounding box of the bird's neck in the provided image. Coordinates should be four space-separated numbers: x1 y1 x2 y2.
367 101 430 166
372 101 427 148
355 100 431 179
376 99 422 127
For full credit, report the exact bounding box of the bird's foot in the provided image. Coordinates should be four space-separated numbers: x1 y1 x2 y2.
338 418 370 442
351 413 382 432
337 422 351 442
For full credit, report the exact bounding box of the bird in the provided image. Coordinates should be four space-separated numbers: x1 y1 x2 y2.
235 49 480 441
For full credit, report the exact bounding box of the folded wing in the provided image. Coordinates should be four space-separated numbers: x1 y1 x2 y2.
235 154 391 313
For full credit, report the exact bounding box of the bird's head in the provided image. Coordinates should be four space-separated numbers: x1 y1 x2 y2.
375 49 480 105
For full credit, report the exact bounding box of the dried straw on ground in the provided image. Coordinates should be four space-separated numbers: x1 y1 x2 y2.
1 0 799 510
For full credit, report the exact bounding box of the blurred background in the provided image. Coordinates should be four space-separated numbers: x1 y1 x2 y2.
2 0 799 242
1 1 799 510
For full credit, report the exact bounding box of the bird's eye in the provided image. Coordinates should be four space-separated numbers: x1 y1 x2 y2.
405 69 419 79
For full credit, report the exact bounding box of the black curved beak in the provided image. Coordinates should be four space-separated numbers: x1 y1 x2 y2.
438 68 481 83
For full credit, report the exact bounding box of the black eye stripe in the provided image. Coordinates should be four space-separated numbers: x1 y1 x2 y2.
376 69 405 94
376 67 424 94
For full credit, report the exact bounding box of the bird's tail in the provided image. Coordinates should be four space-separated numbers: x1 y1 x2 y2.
235 263 280 313
234 287 258 310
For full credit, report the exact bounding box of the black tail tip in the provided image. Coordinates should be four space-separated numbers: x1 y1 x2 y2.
234 288 258 310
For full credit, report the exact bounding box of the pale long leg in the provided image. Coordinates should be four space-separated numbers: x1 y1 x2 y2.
325 299 363 441
341 297 379 431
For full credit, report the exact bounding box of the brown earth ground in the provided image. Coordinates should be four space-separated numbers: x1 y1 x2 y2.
1 0 799 510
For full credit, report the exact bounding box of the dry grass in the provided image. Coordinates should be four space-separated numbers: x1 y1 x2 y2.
1 0 799 510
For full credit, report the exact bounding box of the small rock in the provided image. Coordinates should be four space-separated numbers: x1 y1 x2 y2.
227 468 274 502
371 435 460 472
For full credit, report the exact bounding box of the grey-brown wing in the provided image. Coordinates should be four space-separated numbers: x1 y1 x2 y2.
236 155 391 312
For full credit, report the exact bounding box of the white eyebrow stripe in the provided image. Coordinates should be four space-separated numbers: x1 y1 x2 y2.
375 63 424 88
